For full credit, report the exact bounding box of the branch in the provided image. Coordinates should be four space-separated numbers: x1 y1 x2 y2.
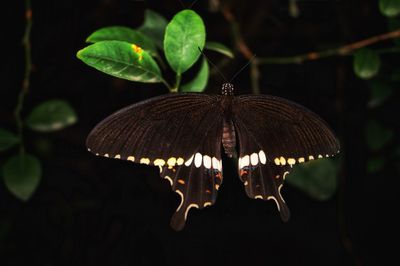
14 0 33 154
258 29 400 65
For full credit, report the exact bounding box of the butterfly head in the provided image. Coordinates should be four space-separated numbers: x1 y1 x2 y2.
222 83 234 96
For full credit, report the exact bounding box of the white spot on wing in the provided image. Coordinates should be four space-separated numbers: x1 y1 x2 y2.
250 153 258 166
114 154 121 159
259 150 266 164
176 190 184 212
177 157 184 165
194 153 202 168
267 196 280 211
165 175 173 186
154 159 165 166
278 184 285 203
212 157 219 170
203 155 212 169
140 158 150 165
241 155 250 167
204 202 212 207
167 157 176 167
184 204 199 220
184 154 194 166
255 195 263 199
127 156 135 162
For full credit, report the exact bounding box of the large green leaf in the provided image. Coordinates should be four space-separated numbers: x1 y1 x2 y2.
181 58 209 92
379 0 400 17
365 119 394 150
205 42 234 58
26 100 77 132
3 154 42 201
138 9 168 49
0 129 19 152
86 26 157 56
286 159 338 201
353 48 381 80
164 10 206 74
77 40 162 83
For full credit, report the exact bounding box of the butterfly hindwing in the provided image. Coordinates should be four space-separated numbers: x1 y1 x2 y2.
86 93 224 230
232 94 340 219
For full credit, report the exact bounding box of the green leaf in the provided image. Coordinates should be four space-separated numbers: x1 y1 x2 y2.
0 129 19 152
181 58 209 92
77 40 162 83
138 9 168 49
367 80 393 108
86 26 157 56
205 42 234 58
25 100 77 132
365 119 394 150
353 48 381 79
164 10 206 74
379 0 400 17
286 159 338 201
367 157 386 173
3 154 42 201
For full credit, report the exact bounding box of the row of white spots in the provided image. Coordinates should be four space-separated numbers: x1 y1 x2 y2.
238 150 267 169
184 153 222 171
274 154 333 167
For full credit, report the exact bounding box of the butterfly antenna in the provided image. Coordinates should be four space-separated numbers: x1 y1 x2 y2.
198 47 228 83
229 54 257 83
178 0 200 9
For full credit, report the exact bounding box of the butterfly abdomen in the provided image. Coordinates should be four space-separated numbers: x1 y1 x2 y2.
222 118 236 158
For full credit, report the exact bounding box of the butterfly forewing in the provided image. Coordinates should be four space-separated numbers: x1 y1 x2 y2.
232 94 339 219
86 93 224 230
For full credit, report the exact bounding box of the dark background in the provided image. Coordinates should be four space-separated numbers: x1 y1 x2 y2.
1 0 398 265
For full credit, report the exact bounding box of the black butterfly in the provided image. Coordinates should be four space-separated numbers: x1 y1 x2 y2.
86 83 340 230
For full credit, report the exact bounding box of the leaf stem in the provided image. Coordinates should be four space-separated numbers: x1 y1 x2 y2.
258 28 400 65
172 73 181 93
15 0 33 155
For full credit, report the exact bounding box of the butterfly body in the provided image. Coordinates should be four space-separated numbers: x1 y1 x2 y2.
87 83 339 230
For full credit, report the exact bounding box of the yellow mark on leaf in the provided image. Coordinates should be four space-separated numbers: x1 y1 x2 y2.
132 44 143 61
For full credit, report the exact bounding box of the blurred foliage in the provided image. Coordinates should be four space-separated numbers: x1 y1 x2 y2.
286 159 338 201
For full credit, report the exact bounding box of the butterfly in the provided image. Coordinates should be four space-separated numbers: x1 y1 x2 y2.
86 83 340 231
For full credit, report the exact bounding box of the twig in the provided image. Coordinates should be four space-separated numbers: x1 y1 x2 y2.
221 6 260 94
14 0 33 154
258 29 400 65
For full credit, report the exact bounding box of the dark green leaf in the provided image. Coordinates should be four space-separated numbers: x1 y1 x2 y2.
286 159 337 201
379 0 400 17
181 58 209 92
26 100 77 132
138 9 168 49
3 154 42 201
353 48 381 79
0 129 19 152
164 10 206 74
77 40 162 83
365 119 394 150
205 42 234 58
86 26 157 56
367 79 393 108
367 157 386 173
